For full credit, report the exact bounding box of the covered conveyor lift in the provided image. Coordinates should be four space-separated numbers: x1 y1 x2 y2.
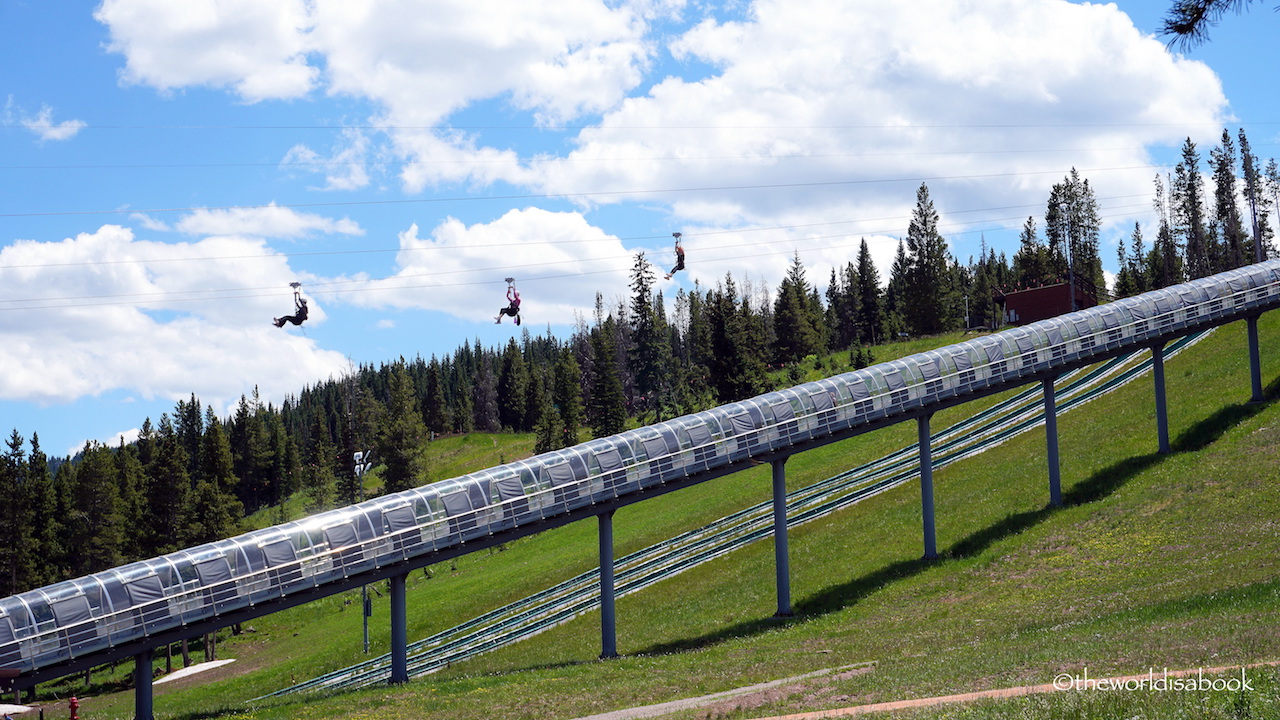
2 261 1279 720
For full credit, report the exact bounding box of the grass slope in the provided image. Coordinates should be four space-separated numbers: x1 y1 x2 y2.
68 319 1280 719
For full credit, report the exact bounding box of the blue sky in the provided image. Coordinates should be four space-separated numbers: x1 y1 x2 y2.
1 0 1277 457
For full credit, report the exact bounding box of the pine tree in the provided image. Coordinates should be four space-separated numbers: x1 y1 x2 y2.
0 431 30 596
1115 239 1136 298
968 245 1003 329
554 349 584 447
135 416 156 468
883 239 910 340
68 442 123 576
740 285 772 390
114 439 147 561
145 415 192 556
472 356 500 432
229 390 274 513
628 252 674 422
1266 158 1280 258
772 252 822 364
53 461 77 571
1014 215 1052 287
838 262 861 350
422 357 451 435
707 274 768 402
25 434 60 589
451 373 475 434
1150 174 1184 288
1046 169 1103 302
533 401 563 454
1162 0 1268 48
1077 178 1104 293
191 410 243 544
680 286 716 409
497 338 529 431
1128 222 1149 294
524 363 547 432
175 394 204 479
1210 128 1249 270
1173 137 1212 278
377 362 429 494
1238 128 1272 263
855 239 882 346
588 320 627 438
903 182 956 334
265 412 300 510
302 409 338 513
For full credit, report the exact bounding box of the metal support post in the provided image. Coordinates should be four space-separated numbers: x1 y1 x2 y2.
1043 377 1062 507
1248 315 1263 403
771 458 793 617
1153 344 1171 454
362 585 370 654
599 510 618 658
918 414 937 559
390 574 408 684
135 647 154 720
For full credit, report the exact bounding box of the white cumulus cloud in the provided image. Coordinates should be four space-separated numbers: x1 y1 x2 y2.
0 225 349 406
175 203 364 239
95 0 318 101
4 99 86 142
342 208 635 324
529 0 1227 240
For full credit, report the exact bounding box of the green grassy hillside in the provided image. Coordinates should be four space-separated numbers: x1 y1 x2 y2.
65 316 1280 719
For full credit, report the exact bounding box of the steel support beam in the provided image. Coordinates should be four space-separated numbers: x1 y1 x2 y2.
1153 343 1171 454
1249 315 1264 403
599 510 618 658
918 414 937 559
771 458 793 617
1043 377 1062 507
390 573 408 684
135 647 154 720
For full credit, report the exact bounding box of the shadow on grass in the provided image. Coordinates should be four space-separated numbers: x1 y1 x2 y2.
1171 373 1279 453
631 453 1160 658
633 388 1278 659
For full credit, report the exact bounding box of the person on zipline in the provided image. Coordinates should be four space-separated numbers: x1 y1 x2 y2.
664 233 685 280
495 278 522 326
273 284 309 327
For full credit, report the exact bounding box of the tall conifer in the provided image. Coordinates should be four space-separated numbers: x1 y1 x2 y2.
904 182 956 334
1173 137 1212 278
377 362 429 494
588 320 627 438
855 239 882 345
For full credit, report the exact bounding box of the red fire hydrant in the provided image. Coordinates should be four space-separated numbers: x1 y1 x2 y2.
68 695 79 720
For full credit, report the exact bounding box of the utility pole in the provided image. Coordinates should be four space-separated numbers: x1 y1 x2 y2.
353 450 372 654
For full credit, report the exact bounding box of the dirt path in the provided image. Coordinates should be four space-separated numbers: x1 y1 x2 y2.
571 661 1277 720
751 662 1280 719
570 663 875 720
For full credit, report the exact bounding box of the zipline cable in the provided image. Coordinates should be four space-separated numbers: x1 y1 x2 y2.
0 202 1156 311
0 163 1170 219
